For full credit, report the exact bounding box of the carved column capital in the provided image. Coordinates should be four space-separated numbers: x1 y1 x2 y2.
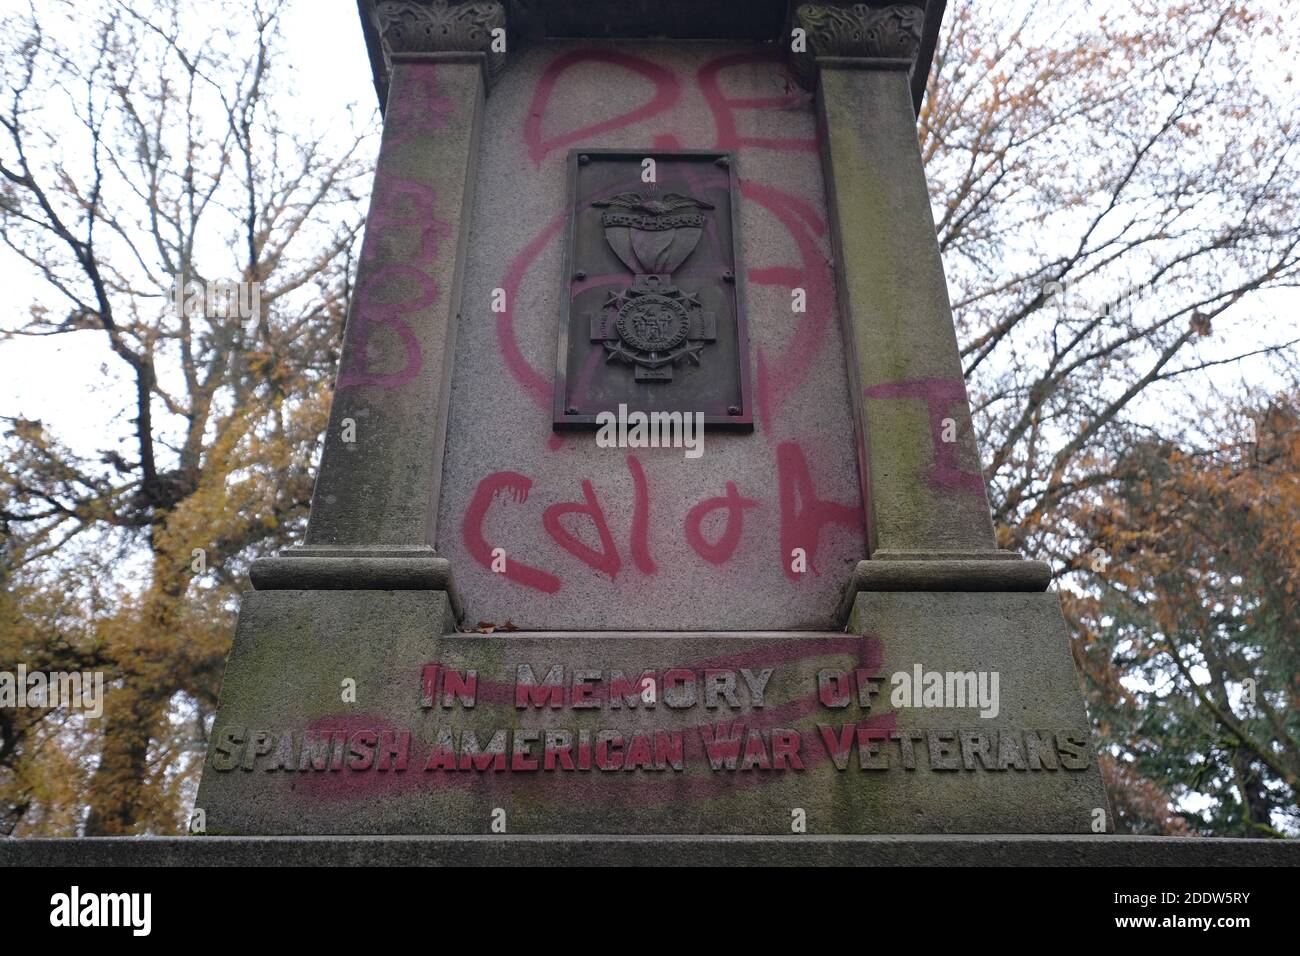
375 0 507 87
791 3 926 88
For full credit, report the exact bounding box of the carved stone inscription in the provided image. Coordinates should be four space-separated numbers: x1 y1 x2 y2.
554 150 752 430
210 661 1096 775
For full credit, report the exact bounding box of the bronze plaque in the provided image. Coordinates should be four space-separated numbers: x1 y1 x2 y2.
553 150 752 430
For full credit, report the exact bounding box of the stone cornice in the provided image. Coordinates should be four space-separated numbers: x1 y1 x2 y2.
791 3 926 89
356 1 944 117
374 0 507 87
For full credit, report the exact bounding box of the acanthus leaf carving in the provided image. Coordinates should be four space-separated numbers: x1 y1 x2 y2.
791 3 926 88
375 0 507 87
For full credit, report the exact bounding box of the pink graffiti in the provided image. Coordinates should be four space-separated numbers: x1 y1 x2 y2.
697 51 816 153
741 181 835 432
336 267 429 389
386 63 456 147
684 481 759 565
340 65 461 390
340 176 451 389
525 51 681 165
542 479 622 580
462 472 562 594
497 213 566 450
627 455 657 575
363 178 451 266
862 378 987 496
777 442 864 579
461 440 860 591
292 714 412 800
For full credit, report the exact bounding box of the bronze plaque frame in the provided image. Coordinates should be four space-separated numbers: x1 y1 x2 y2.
552 149 753 431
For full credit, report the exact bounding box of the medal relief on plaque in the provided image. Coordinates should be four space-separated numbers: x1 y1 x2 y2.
553 150 752 430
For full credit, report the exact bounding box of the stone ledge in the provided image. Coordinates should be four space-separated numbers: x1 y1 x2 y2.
2 835 1294 867
835 558 1054 621
249 546 464 622
852 558 1054 591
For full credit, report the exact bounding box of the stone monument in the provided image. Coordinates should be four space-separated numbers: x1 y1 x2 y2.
194 0 1115 843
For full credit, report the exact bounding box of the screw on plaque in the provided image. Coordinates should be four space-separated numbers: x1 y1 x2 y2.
728 405 741 416
723 269 735 282
574 270 586 280
578 154 590 165
565 406 579 415
714 156 730 167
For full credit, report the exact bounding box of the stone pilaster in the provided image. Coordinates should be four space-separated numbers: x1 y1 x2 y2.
793 4 1051 611
251 2 508 621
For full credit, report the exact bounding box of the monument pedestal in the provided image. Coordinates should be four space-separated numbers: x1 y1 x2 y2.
195 589 1108 836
